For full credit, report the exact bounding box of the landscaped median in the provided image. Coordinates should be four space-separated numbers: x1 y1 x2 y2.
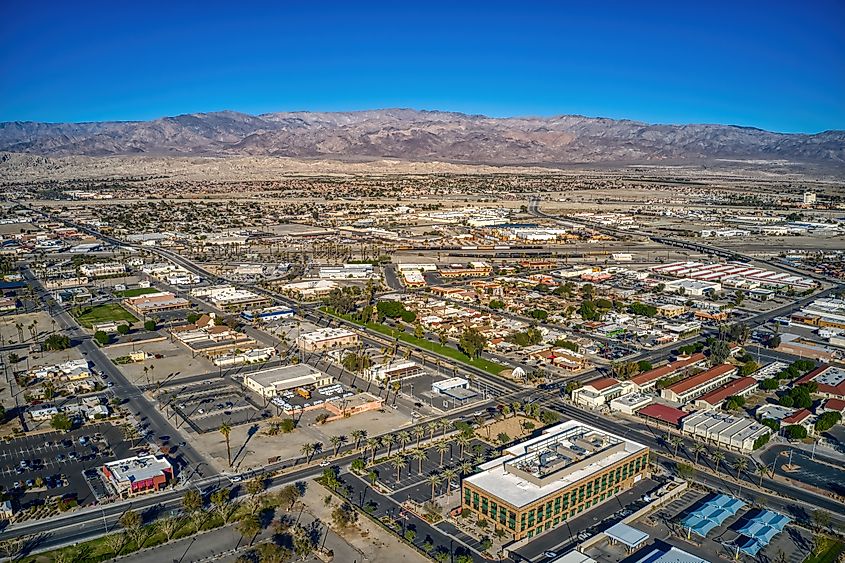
320 307 509 376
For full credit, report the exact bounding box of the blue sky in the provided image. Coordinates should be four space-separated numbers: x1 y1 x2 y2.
1 1 843 133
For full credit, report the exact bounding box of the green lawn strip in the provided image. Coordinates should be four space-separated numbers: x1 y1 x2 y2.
320 307 508 375
114 287 160 298
73 303 138 328
804 538 845 563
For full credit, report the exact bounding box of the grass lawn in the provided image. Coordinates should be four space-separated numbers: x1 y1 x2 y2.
114 287 160 298
804 538 845 563
74 303 138 328
321 307 509 376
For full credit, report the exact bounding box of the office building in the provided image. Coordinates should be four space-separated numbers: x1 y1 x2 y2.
461 421 649 540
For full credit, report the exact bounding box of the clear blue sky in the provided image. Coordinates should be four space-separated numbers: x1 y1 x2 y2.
1 1 843 133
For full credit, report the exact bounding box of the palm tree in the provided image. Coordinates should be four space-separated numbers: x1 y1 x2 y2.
460 461 472 476
733 457 748 481
427 474 442 502
442 468 457 494
457 435 470 459
692 443 707 465
437 441 450 466
427 422 438 441
365 438 380 463
329 435 346 456
383 435 396 457
712 451 725 476
412 448 427 475
351 429 367 450
669 436 683 457
398 430 411 451
391 455 406 482
440 419 451 438
219 422 232 467
300 443 315 463
413 426 426 448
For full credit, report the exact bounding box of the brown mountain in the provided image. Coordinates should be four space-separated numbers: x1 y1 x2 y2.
1 109 843 166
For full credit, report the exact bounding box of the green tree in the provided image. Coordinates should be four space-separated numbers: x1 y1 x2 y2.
458 327 487 359
784 425 808 440
94 331 111 346
237 513 261 545
44 334 71 350
182 489 203 514
117 324 130 335
50 412 73 432
143 319 157 331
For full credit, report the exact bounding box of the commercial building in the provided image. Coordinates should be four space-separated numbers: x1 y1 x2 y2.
296 327 359 352
681 411 770 453
461 421 649 541
440 261 492 278
609 392 652 415
630 353 706 392
240 305 295 323
123 291 190 315
191 285 271 310
661 279 722 297
280 279 338 300
243 364 334 398
571 377 635 408
79 262 126 278
432 377 470 394
319 263 374 279
366 361 424 382
692 376 758 409
795 365 845 398
660 364 737 404
653 261 815 292
102 455 173 497
775 333 840 362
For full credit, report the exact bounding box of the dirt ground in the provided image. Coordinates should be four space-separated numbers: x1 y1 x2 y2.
191 404 414 473
300 478 430 563
475 415 537 444
103 337 216 384
0 311 55 346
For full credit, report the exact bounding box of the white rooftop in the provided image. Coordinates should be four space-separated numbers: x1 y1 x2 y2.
464 420 647 508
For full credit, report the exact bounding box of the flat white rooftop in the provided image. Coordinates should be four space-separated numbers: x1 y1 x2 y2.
464 420 647 508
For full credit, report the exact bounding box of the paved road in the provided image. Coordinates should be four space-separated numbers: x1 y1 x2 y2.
20 267 209 478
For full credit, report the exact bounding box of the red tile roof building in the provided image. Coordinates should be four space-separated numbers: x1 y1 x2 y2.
630 353 707 391
693 376 758 409
660 364 737 404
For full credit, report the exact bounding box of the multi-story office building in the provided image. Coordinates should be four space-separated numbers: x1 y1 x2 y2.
461 421 649 541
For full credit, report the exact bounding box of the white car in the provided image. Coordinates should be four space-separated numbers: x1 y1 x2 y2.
319 460 331 467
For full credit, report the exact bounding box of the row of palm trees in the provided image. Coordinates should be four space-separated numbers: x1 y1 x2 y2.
665 433 752 481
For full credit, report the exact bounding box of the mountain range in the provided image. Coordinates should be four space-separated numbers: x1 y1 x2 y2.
1 109 843 167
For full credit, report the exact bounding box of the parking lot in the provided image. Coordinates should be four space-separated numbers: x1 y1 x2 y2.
369 437 493 498
0 423 135 509
160 379 268 432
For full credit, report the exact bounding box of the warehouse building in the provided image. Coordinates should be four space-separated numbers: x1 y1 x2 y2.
461 421 649 541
